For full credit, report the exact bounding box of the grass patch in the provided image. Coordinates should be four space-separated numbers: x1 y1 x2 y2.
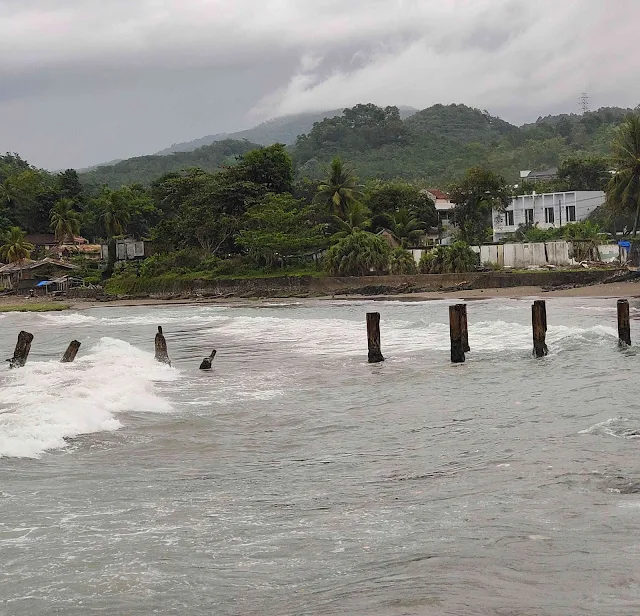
0 302 71 313
105 266 326 296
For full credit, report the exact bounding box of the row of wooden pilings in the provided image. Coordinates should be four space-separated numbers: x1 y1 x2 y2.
366 299 634 364
4 301 634 369
5 326 216 370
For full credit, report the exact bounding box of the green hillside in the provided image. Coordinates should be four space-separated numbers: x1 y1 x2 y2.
81 139 261 188
154 106 418 155
79 103 637 188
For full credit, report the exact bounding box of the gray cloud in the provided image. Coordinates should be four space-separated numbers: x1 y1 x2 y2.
0 0 638 169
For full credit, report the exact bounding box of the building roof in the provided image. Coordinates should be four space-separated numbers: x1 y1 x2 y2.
25 233 57 246
427 189 450 200
0 258 78 274
520 168 558 181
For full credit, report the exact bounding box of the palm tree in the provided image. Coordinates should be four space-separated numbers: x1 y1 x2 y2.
390 208 425 247
332 202 371 239
0 178 21 210
0 227 34 277
314 157 363 219
101 190 131 237
606 113 640 235
50 198 81 244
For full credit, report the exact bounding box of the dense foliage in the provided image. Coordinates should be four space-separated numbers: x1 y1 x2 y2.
450 167 511 244
77 103 636 188
5 103 640 289
605 113 640 235
419 242 478 274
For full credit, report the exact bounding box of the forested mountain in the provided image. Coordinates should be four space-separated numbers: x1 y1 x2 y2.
78 103 637 188
294 103 635 184
154 107 418 155
81 139 261 188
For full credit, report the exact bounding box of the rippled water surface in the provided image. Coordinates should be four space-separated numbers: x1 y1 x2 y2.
1 297 640 615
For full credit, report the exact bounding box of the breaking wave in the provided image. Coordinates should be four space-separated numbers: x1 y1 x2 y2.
206 315 621 356
0 338 176 459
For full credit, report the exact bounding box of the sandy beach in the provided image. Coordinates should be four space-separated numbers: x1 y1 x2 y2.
3 279 640 312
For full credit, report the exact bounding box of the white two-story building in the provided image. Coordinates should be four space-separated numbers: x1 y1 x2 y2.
492 190 605 242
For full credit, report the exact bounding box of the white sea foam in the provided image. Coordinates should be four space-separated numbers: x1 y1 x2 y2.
37 312 98 325
580 417 640 439
0 337 177 459
207 314 621 356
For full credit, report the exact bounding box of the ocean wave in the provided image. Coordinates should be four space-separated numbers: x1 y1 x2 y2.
580 417 640 439
0 337 176 459
207 314 622 356
37 312 98 325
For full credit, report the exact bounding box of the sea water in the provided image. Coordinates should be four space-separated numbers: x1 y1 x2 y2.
1 297 640 614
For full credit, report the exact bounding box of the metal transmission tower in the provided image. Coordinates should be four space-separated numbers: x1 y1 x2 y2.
579 92 590 114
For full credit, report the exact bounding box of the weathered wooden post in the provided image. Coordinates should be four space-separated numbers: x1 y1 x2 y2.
449 304 466 363
199 350 217 370
366 312 384 363
532 300 548 358
154 326 171 366
61 341 81 363
460 303 470 353
617 299 631 347
6 331 34 368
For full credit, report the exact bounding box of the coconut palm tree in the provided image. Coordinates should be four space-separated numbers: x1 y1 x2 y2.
314 157 363 219
332 202 371 239
0 178 21 210
50 198 81 244
390 208 425 247
101 191 131 237
0 227 34 273
606 113 640 235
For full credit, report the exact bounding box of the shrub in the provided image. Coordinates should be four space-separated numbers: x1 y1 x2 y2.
140 249 215 277
418 242 477 274
443 241 478 273
388 247 417 274
325 231 390 276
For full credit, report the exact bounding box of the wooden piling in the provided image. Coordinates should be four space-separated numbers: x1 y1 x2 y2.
7 331 34 368
449 304 466 363
532 300 548 358
460 303 470 353
366 312 384 363
617 299 631 347
154 326 171 366
199 350 217 370
61 340 81 363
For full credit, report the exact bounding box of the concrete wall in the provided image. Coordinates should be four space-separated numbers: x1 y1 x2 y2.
479 241 621 268
104 270 620 299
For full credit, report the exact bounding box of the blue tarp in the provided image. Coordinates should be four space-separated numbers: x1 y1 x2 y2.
36 280 53 287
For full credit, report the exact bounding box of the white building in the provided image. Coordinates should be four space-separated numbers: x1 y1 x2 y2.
492 191 605 242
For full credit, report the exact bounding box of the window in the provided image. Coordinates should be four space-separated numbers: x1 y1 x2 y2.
525 209 534 224
545 207 555 224
505 210 514 226
566 205 576 222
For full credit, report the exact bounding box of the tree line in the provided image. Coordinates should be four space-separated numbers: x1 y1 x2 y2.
2 110 640 286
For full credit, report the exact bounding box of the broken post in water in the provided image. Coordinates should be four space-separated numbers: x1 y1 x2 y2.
449 304 466 363
199 350 217 370
154 326 171 366
460 303 470 353
366 312 384 363
7 331 34 369
532 300 548 358
61 340 81 363
617 299 631 347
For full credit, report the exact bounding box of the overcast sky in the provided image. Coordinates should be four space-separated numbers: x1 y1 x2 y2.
1 0 639 170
